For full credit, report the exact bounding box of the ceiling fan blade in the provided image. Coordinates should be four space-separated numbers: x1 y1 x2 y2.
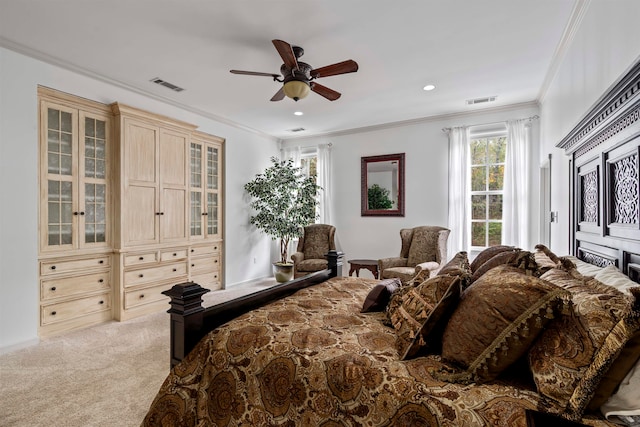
310 60 358 78
270 87 285 102
272 39 299 71
311 82 341 101
230 70 280 79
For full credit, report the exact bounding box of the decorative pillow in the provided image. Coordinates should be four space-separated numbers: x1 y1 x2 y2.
437 251 472 289
388 275 459 358
595 265 638 296
440 265 570 384
402 277 461 360
406 227 439 267
533 244 577 274
469 245 516 272
587 330 640 411
469 249 538 283
565 255 603 277
361 278 401 313
529 269 640 421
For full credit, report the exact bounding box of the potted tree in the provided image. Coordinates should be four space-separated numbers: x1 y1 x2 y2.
244 157 321 282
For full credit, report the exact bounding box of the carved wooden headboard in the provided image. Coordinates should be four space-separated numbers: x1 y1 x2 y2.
557 59 640 278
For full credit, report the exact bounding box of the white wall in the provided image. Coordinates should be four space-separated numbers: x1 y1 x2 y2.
282 103 540 271
539 0 640 255
0 47 279 351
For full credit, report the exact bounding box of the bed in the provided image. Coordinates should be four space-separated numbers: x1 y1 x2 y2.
142 61 640 427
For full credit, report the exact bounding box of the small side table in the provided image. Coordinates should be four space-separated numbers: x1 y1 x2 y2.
348 259 379 279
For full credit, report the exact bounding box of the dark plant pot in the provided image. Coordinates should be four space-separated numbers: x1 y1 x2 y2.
273 262 294 283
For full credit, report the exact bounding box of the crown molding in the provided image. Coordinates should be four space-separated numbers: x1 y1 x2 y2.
537 0 591 104
281 101 540 142
0 37 279 142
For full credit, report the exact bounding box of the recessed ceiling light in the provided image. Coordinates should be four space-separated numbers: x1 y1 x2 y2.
294 111 304 116
423 84 436 91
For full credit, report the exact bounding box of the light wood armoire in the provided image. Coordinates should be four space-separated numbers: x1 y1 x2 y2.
38 87 224 336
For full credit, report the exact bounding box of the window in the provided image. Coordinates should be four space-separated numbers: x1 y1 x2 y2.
300 153 317 182
470 134 507 248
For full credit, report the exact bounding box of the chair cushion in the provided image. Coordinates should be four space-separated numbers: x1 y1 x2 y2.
296 259 328 272
381 266 416 283
406 227 440 267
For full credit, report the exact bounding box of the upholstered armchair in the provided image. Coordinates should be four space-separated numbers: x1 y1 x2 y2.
291 224 337 278
378 226 450 283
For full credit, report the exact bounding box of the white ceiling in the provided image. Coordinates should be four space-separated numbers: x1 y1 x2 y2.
0 0 578 140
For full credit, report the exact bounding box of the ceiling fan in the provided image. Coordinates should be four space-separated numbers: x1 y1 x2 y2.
230 39 359 102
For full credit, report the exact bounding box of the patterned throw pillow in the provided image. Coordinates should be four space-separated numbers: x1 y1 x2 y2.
437 251 472 289
388 275 459 358
469 249 538 283
529 268 640 421
469 245 516 272
439 266 570 384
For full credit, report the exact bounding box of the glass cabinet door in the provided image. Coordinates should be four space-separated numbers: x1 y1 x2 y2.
189 140 221 240
80 114 109 246
206 145 219 237
44 105 76 250
40 101 110 252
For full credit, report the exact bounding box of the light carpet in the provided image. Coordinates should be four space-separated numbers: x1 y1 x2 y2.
0 279 276 427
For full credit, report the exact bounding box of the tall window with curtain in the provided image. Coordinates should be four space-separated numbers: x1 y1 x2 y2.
447 118 532 256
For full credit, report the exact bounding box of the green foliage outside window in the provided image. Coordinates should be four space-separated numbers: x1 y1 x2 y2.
368 184 394 209
470 136 506 247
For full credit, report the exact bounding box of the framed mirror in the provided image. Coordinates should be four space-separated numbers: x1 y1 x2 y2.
361 153 405 216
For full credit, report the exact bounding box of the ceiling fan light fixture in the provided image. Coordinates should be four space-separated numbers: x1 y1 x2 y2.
283 80 310 101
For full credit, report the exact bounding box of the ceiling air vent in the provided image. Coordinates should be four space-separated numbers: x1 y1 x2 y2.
288 127 306 133
150 77 184 92
466 96 497 105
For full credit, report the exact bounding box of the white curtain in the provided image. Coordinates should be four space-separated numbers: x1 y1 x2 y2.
281 145 301 167
447 126 470 258
316 143 332 224
502 119 530 249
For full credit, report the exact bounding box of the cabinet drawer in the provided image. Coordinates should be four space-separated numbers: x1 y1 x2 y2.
191 272 221 290
124 251 158 267
41 293 111 325
123 262 187 288
41 256 111 276
160 248 188 262
190 255 220 274
190 244 220 257
41 272 110 301
124 285 170 309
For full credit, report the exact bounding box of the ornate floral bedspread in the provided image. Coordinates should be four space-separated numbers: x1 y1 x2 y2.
142 276 613 426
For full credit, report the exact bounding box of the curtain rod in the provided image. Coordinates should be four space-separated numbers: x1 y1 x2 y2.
441 115 539 133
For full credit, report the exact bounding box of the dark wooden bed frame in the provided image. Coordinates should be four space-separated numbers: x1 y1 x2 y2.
162 59 640 371
163 251 344 367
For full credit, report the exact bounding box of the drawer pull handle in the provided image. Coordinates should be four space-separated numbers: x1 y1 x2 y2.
139 257 144 261
98 260 104 264
139 274 144 278
51 266 56 270
99 300 104 305
173 253 177 256
50 286 57 291
51 311 57 316
98 279 104 283
215 260 218 263
173 268 177 272
140 294 145 299
191 249 194 253
191 264 195 267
